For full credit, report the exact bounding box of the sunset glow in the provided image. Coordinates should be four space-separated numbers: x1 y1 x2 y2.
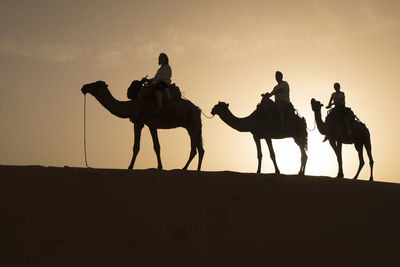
0 0 399 182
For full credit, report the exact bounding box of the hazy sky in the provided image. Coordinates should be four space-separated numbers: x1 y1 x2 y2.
1 0 399 182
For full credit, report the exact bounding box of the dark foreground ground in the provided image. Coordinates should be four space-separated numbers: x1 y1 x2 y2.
0 165 399 267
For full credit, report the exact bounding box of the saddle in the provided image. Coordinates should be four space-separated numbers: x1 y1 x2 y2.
164 83 181 102
326 106 356 124
127 80 182 103
256 97 296 121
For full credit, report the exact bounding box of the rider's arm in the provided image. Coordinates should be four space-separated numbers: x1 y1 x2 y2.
326 94 334 109
269 84 279 97
147 66 163 85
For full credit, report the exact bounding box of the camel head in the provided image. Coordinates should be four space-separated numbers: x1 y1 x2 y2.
211 101 229 116
81 81 108 95
311 98 323 113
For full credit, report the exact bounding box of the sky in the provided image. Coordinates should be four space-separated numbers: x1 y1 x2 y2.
0 0 399 182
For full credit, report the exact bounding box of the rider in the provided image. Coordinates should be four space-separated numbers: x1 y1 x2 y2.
265 71 291 126
144 53 172 114
326 82 352 135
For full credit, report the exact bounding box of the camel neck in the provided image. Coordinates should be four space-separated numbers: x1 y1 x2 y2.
89 87 136 119
313 108 327 136
218 108 255 132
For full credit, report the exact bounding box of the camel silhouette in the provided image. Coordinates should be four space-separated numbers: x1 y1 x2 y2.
310 98 373 180
81 81 204 171
211 99 308 175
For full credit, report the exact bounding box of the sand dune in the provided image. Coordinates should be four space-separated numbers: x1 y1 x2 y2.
0 165 399 266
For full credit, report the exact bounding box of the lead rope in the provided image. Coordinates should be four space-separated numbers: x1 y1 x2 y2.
201 109 214 119
181 94 214 119
83 94 90 168
307 118 317 131
296 109 316 131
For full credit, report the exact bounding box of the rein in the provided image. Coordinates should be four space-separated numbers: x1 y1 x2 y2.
181 94 214 119
307 118 317 131
83 94 90 168
296 109 316 131
200 110 214 119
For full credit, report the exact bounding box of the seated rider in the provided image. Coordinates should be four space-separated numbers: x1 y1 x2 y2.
326 82 352 135
143 53 172 114
264 71 291 126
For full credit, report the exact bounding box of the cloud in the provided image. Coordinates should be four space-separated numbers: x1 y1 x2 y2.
93 41 160 68
162 24 289 59
312 0 400 34
0 39 85 63
97 49 125 67
358 3 400 33
135 41 161 58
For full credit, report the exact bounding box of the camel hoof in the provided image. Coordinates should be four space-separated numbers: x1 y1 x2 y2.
369 177 374 182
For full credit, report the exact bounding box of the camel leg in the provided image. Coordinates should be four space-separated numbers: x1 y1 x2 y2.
365 138 374 181
353 143 365 180
294 138 307 175
183 130 198 170
195 120 204 171
337 142 344 178
196 138 204 171
254 136 262 174
265 138 280 174
149 127 163 170
300 147 308 175
329 140 343 178
298 146 308 176
128 122 144 170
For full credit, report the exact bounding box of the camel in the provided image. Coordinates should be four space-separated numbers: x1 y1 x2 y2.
211 99 308 175
81 80 204 171
310 98 373 180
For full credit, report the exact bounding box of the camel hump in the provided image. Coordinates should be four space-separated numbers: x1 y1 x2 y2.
256 99 296 118
168 83 181 99
326 106 356 122
127 80 182 102
180 98 200 110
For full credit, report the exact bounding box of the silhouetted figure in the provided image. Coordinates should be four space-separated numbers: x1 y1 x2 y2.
311 98 374 180
142 53 172 114
81 81 204 171
211 100 307 175
263 71 291 127
326 82 352 136
128 78 181 121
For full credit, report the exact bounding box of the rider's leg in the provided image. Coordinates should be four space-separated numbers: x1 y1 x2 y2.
345 116 351 135
165 88 171 101
155 91 162 111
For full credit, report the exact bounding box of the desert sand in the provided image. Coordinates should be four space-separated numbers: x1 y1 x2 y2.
1 165 399 266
